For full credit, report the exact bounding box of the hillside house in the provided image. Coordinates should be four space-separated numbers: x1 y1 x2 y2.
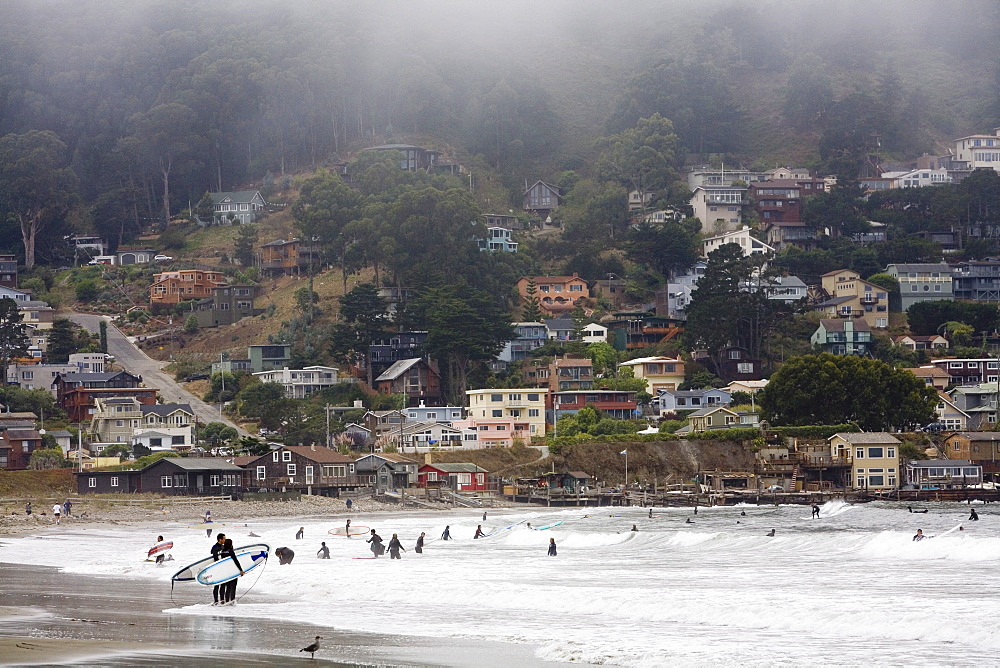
516 274 589 315
618 356 685 393
816 269 890 329
951 128 1000 172
828 433 901 491
253 366 353 399
466 389 547 440
260 238 320 276
499 323 547 363
370 331 428 376
627 189 655 211
523 181 562 217
404 403 465 424
703 227 774 259
885 263 954 311
116 248 156 265
893 335 948 352
248 344 292 372
248 445 360 494
689 186 746 233
0 253 17 288
53 371 156 422
478 227 518 253
374 358 442 406
950 260 1000 302
654 388 732 416
211 190 265 225
0 428 42 470
811 319 873 356
150 270 226 306
195 284 259 327
354 453 419 491
552 390 638 421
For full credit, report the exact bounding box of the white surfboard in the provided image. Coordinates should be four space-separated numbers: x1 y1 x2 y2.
328 525 370 537
196 544 270 586
173 543 269 583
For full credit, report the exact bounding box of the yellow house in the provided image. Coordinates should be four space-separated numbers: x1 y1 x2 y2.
618 356 685 392
466 389 548 440
828 432 900 490
66 451 122 470
818 269 890 329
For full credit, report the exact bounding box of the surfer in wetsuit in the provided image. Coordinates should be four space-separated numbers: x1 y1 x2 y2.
345 518 352 538
685 518 694 524
631 524 638 532
766 529 776 537
649 508 653 519
220 538 244 604
913 529 925 542
970 508 979 521
275 547 295 564
211 533 226 605
387 534 405 559
317 542 330 559
547 537 557 557
367 530 384 557
25 502 31 515
441 526 451 540
811 505 820 519
474 525 485 539
741 510 746 516
415 532 425 553
296 527 305 540
154 535 167 564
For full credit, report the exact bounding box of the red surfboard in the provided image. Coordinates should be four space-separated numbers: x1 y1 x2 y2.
148 541 174 557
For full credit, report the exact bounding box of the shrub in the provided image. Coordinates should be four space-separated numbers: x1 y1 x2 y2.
75 280 100 302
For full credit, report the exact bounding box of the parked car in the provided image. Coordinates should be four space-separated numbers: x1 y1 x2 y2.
184 373 209 382
765 485 784 492
919 422 948 433
154 254 173 262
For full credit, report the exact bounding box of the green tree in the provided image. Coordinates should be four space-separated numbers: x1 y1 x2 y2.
99 321 108 354
102 443 132 459
0 130 79 268
626 221 701 279
195 191 215 222
130 103 202 225
587 341 619 377
521 278 542 322
234 223 258 267
29 447 66 469
803 182 868 238
294 287 320 321
75 280 100 303
942 321 974 348
759 353 937 431
330 283 390 385
907 301 999 336
199 422 238 449
236 436 270 456
184 314 199 334
237 381 289 431
597 113 680 210
46 318 77 363
0 297 28 384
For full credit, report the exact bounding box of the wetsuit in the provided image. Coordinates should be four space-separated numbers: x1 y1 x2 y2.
441 527 451 540
367 533 384 557
317 544 330 559
970 509 979 521
474 526 485 539
387 537 403 559
276 547 295 564
415 536 424 553
547 541 557 557
210 541 225 604
220 544 243 603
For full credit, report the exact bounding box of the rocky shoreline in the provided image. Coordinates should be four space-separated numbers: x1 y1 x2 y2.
0 495 485 537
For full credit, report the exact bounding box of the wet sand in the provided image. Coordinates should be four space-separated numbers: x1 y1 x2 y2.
0 563 568 667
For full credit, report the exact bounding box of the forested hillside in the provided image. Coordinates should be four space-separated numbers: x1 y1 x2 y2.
0 0 997 263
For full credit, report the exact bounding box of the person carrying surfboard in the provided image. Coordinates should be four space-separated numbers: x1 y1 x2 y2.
474 525 485 539
220 538 244 605
367 529 384 557
317 542 330 559
210 533 227 605
153 535 168 564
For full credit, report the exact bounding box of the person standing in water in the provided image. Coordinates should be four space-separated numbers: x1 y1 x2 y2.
296 527 305 540
631 524 638 532
970 508 979 521
220 538 244 605
345 518 352 538
205 510 212 523
210 533 227 605
367 529 384 557
415 532 425 553
474 525 485 539
387 534 405 559
811 505 820 519
547 537 557 557
317 542 330 559
441 525 451 540
648 508 653 519
483 512 487 521
913 529 925 541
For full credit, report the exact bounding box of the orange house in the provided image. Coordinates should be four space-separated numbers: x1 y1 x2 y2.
150 270 225 305
516 274 590 315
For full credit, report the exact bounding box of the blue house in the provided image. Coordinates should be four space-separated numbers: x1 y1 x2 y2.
499 322 548 362
811 319 873 356
655 388 732 416
478 227 518 253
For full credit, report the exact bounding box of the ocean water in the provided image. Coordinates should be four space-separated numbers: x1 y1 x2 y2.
1 500 997 667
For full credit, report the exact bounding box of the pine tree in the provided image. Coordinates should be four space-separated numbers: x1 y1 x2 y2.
233 223 258 267
0 297 28 384
521 278 542 322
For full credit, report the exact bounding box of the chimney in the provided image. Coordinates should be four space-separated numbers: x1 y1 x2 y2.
311 444 315 451
418 400 425 408
424 452 432 465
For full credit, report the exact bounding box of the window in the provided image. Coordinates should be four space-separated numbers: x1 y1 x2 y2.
496 425 507 430
491 394 503 402
868 447 884 458
287 463 296 476
887 447 896 458
210 475 220 486
737 363 754 374
869 475 885 486
89 477 96 488
161 476 172 488
256 466 266 480
110 476 119 487
509 394 522 401
149 438 162 447
272 451 279 462
492 410 503 417
856 448 864 459
282 451 291 462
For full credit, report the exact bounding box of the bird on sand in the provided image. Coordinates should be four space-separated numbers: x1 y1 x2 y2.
300 636 322 659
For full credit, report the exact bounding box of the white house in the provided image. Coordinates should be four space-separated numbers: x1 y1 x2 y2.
952 129 1000 172
882 168 952 188
703 227 774 258
253 366 354 399
132 426 194 450
627 189 655 211
581 323 608 344
689 186 746 233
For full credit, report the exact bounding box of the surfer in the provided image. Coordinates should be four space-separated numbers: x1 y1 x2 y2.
970 508 979 521
913 529 925 542
811 505 820 519
206 527 212 538
296 527 305 540
367 530 384 557
211 533 226 605
483 512 487 521
24 502 30 515
345 518 352 538
317 542 330 559
275 547 295 564
631 524 638 532
441 525 452 541
766 529 776 537
52 503 62 525
648 508 653 519
685 518 694 524
740 510 746 516
415 532 425 553
387 533 405 559
248 531 260 537
547 537 557 557
474 525 485 539
154 535 167 564
220 538 244 604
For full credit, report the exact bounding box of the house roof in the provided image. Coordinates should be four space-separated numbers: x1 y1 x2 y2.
947 432 1000 442
887 263 951 272
261 238 301 247
55 371 137 384
141 404 194 417
619 356 683 367
211 190 261 205
544 317 574 328
525 275 584 285
0 412 38 420
818 318 872 332
687 406 737 418
554 358 592 368
424 462 488 473
910 366 949 378
821 269 858 278
829 432 901 444
376 358 423 382
155 457 243 471
908 459 974 467
816 296 854 307
567 471 591 479
523 180 560 196
5 429 41 439
659 389 727 398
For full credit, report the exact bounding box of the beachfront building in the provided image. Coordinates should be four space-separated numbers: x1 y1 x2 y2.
905 459 982 489
354 453 419 492
828 433 901 490
417 462 489 492
466 389 547 440
75 457 244 495
247 445 361 495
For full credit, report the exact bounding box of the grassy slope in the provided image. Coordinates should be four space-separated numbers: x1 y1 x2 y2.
0 469 75 498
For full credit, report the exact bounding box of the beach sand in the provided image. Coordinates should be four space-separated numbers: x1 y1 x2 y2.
0 547 567 667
